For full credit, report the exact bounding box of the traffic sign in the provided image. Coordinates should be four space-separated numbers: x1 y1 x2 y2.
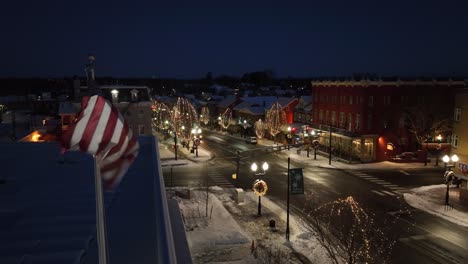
312 140 320 149
194 138 200 146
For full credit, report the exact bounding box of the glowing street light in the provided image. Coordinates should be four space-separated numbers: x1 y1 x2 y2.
442 154 459 206
251 161 269 216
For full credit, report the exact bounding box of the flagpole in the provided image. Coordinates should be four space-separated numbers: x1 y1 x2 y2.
94 155 108 264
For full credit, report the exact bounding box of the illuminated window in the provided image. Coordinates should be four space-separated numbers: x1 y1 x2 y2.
355 114 360 131
452 134 459 147
454 107 461 122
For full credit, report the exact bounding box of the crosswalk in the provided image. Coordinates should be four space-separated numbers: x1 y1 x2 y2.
207 161 235 188
349 171 407 197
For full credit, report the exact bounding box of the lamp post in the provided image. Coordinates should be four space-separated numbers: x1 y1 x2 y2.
424 137 429 166
442 154 458 206
191 127 202 157
287 126 291 150
435 134 442 167
243 119 248 138
311 130 320 160
251 162 269 216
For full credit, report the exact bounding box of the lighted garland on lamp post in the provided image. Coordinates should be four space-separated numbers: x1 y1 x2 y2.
251 162 269 216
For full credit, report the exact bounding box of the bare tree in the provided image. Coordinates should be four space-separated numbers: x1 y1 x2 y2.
301 196 398 264
403 106 451 145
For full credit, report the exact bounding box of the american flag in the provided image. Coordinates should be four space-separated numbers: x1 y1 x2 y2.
61 95 139 189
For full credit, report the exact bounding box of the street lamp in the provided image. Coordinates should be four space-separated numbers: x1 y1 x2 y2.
435 134 442 166
191 128 201 157
287 126 291 150
311 130 321 160
251 162 269 216
442 154 458 206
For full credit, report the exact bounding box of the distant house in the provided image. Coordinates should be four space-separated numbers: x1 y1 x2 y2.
78 85 153 136
293 96 312 124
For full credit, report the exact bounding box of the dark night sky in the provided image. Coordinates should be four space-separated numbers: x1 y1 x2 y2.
1 0 468 78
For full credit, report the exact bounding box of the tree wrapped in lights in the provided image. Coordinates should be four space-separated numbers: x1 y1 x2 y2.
219 108 233 129
265 102 286 141
200 106 210 125
171 97 199 143
301 196 398 264
151 100 171 131
254 119 266 139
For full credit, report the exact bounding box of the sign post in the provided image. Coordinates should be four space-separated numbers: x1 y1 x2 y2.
286 164 304 241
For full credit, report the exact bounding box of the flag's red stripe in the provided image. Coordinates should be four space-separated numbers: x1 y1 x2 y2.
101 140 138 172
79 96 106 152
61 95 139 190
106 121 129 157
96 104 119 156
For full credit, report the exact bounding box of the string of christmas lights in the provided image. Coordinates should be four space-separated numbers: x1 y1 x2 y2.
265 101 286 138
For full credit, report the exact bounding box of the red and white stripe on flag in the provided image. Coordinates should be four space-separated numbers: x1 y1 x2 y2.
61 95 139 189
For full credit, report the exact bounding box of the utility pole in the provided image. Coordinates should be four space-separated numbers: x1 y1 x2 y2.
174 133 178 160
328 125 332 165
236 150 240 184
286 157 290 241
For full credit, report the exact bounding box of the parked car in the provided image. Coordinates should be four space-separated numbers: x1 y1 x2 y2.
391 152 419 162
246 136 257 144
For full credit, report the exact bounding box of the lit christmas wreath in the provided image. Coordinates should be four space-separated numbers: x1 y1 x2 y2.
253 179 268 196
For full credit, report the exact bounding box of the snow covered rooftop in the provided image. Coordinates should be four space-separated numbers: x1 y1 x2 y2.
0 137 183 264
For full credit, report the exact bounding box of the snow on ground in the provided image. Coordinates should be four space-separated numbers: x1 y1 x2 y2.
174 186 332 263
404 184 468 227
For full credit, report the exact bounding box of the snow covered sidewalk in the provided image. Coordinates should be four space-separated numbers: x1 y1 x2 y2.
404 184 468 227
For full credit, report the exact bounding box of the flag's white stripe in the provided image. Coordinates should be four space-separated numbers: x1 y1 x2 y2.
87 102 112 154
101 129 133 166
70 96 98 150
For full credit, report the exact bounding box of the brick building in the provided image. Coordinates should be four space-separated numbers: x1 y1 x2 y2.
311 78 466 162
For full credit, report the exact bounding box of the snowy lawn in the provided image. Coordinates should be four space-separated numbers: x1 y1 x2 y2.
175 187 332 264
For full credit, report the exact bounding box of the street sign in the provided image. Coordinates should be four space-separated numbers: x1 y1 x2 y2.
289 168 304 195
312 140 320 149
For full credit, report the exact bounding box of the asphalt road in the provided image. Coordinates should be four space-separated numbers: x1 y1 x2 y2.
162 130 468 263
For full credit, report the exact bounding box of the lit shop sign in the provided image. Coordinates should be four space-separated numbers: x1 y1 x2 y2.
457 162 468 176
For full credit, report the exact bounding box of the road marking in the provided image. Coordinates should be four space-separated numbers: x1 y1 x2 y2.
354 172 369 176
376 181 392 185
369 179 386 182
399 234 428 242
381 190 397 196
400 170 410 175
389 186 406 190
358 175 374 178
372 190 386 196
364 177 379 180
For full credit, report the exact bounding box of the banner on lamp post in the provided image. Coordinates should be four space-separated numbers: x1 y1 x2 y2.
289 168 304 195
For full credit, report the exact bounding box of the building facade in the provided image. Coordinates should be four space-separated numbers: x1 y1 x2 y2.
311 79 465 162
451 88 468 203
